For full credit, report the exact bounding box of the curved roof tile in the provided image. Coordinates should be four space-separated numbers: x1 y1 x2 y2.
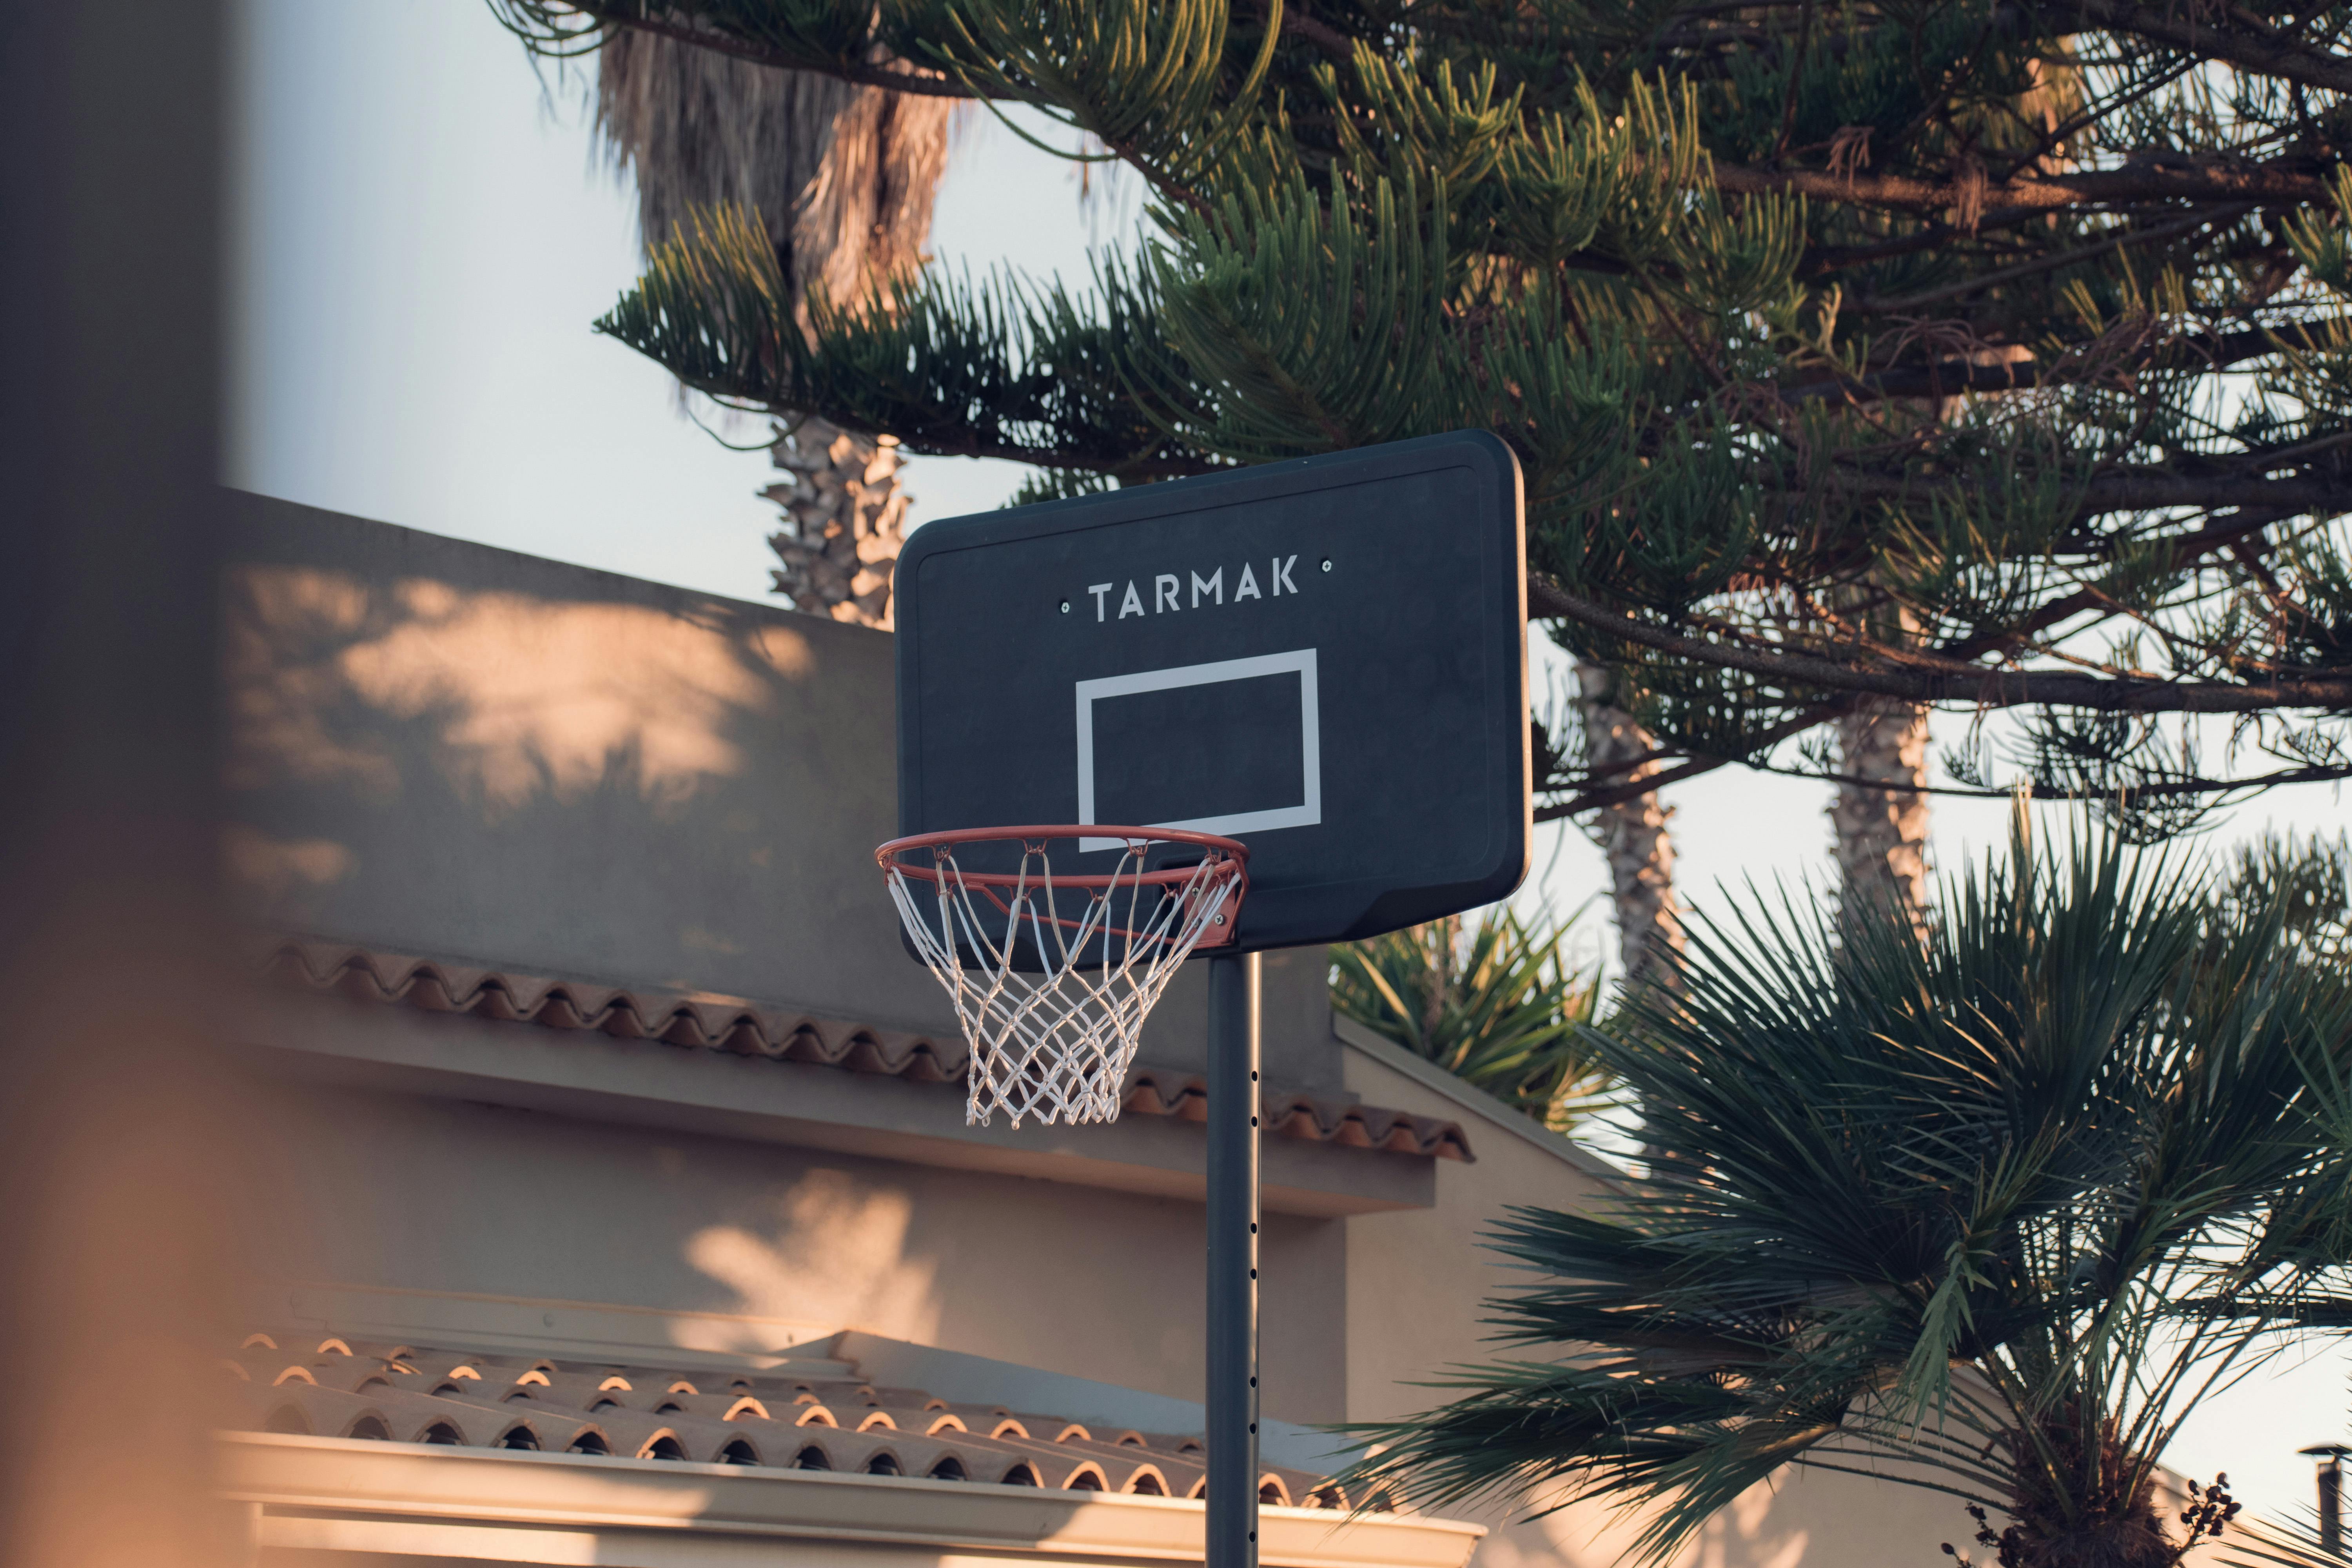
225 1330 1354 1507
263 938 1473 1162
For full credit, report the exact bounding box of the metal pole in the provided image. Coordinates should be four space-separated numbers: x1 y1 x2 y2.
1206 951 1261 1568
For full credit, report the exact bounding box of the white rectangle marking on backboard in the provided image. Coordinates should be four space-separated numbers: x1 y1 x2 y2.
1075 649 1321 852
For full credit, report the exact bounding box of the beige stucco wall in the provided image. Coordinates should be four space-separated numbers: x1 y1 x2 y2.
218 492 1390 1430
223 492 1342 1095
1338 1035 1621 1429
244 1075 1351 1428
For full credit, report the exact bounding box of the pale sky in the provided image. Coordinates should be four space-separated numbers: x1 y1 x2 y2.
229 0 2348 1521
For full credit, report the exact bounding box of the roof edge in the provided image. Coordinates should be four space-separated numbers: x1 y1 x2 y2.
220 1431 1488 1567
263 935 1472 1163
228 486 861 630
808 1329 1355 1476
1333 1018 1628 1186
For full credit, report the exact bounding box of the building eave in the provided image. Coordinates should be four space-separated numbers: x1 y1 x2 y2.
263 937 1467 1162
220 1432 1487 1568
244 947 1468 1217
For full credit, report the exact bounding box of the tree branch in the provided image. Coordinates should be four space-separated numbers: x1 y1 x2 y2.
1522 505 2300 816
1745 754 2352 801
1712 155 2329 215
1532 576 2352 711
1281 4 1358 62
572 10 977 98
1828 467 2352 517
1780 316 2352 401
684 381 1215 479
2065 0 2352 97
1532 700 1859 818
1847 207 2243 315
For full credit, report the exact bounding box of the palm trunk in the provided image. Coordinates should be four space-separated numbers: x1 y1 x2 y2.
1832 698 1932 931
1831 353 2039 932
1575 662 1686 995
597 33 951 632
1578 662 1688 1177
1825 482 1954 932
764 417 911 628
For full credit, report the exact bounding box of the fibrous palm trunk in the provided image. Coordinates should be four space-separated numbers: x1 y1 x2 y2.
597 31 951 628
1829 554 1942 936
1831 347 2045 931
1823 109 2067 935
1833 699 1932 929
1576 661 1686 996
763 417 909 626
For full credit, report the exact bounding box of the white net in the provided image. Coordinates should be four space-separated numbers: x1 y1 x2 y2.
882 834 1245 1127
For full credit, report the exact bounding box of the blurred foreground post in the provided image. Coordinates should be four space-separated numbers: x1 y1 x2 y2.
0 3 243 1563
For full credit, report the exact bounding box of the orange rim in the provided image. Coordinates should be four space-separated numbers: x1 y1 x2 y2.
875 825 1249 893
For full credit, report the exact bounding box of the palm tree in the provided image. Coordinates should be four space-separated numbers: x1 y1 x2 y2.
1826 62 2076 937
1354 813 2352 1568
1833 693 1933 929
1331 907 1610 1134
1571 659 1687 1000
594 29 953 627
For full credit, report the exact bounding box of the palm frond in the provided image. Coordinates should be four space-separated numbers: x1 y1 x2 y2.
1331 905 1611 1132
1348 822 2352 1563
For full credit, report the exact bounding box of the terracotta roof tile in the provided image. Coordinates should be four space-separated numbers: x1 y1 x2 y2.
227 1332 1366 1507
263 937 1473 1162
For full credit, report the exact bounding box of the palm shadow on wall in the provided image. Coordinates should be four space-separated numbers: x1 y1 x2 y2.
220 490 942 1029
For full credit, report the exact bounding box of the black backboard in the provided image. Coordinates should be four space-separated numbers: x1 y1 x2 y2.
895 430 1529 952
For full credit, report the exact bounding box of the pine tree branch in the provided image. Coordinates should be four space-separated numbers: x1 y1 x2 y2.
1531 575 2352 712
526 6 980 98
2061 0 2352 97
1524 500 2297 813
1533 700 1862 818
1531 504 2306 816
1828 468 2352 517
1846 208 2243 315
1742 754 2352 801
1771 0 1816 161
1280 3 1357 62
1781 317 2352 401
1534 499 2311 816
2004 52 2205 187
1804 205 2139 276
1536 701 2352 817
1713 154 2330 215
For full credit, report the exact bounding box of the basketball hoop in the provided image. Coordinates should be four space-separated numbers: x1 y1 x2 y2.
876 826 1248 1127
882 432 1527 1560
